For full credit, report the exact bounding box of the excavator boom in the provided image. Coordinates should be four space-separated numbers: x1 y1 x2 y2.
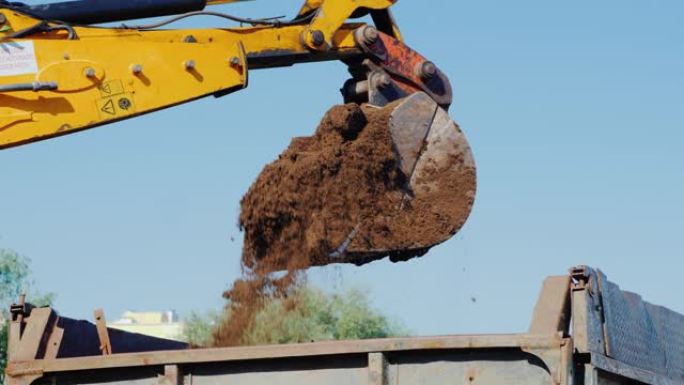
0 0 408 148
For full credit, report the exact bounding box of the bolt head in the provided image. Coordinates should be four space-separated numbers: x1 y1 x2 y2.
183 35 197 43
375 73 392 89
311 30 325 47
118 97 132 110
362 26 379 45
131 64 143 75
229 56 241 66
84 67 96 78
418 61 437 80
185 60 196 71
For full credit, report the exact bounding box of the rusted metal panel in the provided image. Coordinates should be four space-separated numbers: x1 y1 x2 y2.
187 357 367 385
14 307 55 361
529 275 571 335
8 345 563 385
7 295 27 361
6 334 563 377
388 350 554 385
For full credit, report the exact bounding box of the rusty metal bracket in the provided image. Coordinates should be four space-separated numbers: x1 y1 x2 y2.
94 309 112 356
7 295 63 362
13 307 57 361
44 321 64 360
8 295 28 361
570 266 607 356
353 26 452 109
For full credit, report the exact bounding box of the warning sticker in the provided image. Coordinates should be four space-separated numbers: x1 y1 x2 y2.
100 99 116 115
98 80 125 98
96 93 136 119
0 41 38 77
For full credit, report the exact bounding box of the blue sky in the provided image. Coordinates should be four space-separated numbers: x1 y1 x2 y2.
1 0 683 335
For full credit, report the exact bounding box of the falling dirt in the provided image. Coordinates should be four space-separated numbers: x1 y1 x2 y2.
213 268 303 347
213 101 476 346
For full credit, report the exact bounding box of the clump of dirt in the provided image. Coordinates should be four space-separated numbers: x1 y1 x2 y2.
238 102 407 270
239 101 475 270
213 101 475 346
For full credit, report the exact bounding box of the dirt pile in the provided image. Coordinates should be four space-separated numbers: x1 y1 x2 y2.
213 101 475 346
238 102 407 271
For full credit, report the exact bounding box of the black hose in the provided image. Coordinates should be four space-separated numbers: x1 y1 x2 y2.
3 20 77 40
19 0 207 25
0 1 316 41
121 10 316 30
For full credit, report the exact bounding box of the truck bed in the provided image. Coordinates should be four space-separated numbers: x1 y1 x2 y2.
5 266 683 385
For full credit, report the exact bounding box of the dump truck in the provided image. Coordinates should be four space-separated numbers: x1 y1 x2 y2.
5 266 683 385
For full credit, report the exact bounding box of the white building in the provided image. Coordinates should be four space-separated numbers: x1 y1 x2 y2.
108 310 185 342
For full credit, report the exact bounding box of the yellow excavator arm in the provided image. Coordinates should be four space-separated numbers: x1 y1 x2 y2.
0 0 475 262
0 0 423 149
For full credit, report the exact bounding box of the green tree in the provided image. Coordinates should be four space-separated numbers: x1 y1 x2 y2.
0 249 54 384
183 285 406 347
183 309 221 347
0 250 29 308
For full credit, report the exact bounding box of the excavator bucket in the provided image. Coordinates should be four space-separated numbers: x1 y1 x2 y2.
340 92 477 264
239 26 476 270
240 91 476 271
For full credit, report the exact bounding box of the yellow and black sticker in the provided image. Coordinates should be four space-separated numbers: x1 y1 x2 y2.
96 93 136 119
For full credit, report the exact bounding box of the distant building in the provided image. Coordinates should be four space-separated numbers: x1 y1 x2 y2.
108 310 185 342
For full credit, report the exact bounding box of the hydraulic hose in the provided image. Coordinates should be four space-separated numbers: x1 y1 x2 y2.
18 0 208 24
